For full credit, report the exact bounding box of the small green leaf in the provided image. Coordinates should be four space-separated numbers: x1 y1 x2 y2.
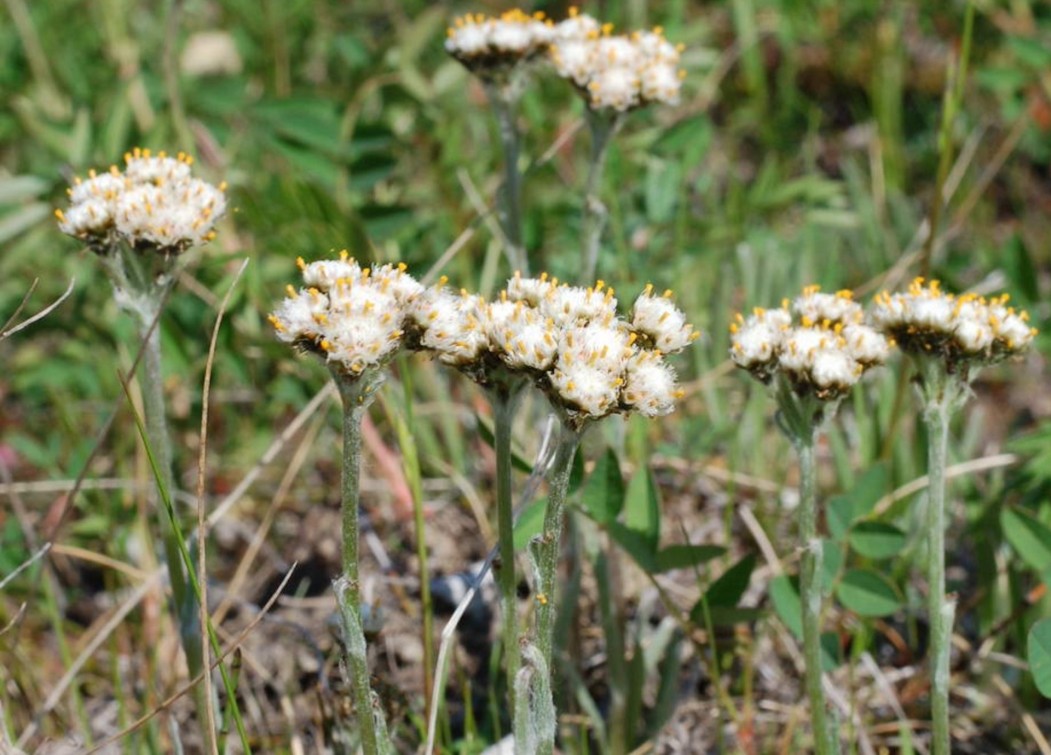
582 448 625 524
1001 505 1051 574
769 574 802 638
848 462 889 520
849 522 907 560
623 466 660 546
704 553 757 609
654 543 725 573
821 539 843 591
607 521 657 572
835 569 902 617
826 494 854 540
513 497 546 550
1028 618 1051 698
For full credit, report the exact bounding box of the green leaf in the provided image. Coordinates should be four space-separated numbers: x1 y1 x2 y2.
623 466 660 546
513 497 546 550
821 538 843 591
1028 618 1051 698
654 543 725 573
848 462 889 520
607 521 657 572
1001 505 1051 574
826 494 854 540
704 553 757 609
769 574 803 638
1002 234 1040 305
835 569 902 617
705 606 764 627
849 522 907 560
581 448 625 524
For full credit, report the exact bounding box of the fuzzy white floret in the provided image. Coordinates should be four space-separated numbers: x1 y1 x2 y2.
558 321 633 372
989 303 1035 351
778 327 830 373
499 313 558 370
271 289 330 343
841 324 889 366
302 259 363 290
588 65 640 111
506 273 556 306
631 291 694 353
541 284 618 325
634 30 679 64
623 351 679 417
550 38 596 86
729 309 789 369
550 362 620 417
640 63 682 105
553 13 600 41
793 290 863 325
809 349 860 390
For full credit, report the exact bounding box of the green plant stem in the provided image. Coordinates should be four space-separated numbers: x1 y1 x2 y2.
395 365 435 721
923 397 953 755
532 421 582 755
485 80 527 274
580 110 623 283
335 374 383 755
493 389 524 708
114 261 213 746
795 435 834 755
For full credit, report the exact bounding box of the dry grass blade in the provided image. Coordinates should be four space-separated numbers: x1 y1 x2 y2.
81 563 299 754
0 542 51 593
15 570 163 748
0 277 38 333
0 277 74 340
194 257 250 754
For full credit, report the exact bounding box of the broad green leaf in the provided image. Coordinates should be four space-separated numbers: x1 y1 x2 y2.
513 497 546 550
581 448 625 524
623 466 660 546
848 462 889 520
821 539 843 591
607 521 657 572
1001 505 1051 574
826 494 854 540
1028 618 1051 698
849 522 907 560
704 553 757 609
835 569 902 617
769 574 803 638
705 606 764 627
654 544 725 573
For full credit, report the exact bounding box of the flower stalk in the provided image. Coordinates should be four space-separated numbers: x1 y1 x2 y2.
493 386 526 704
528 419 582 755
334 371 386 755
580 109 623 283
485 80 528 274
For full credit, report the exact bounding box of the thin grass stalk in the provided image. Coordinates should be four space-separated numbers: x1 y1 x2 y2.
124 377 251 752
580 110 623 283
395 367 435 720
796 435 834 755
532 421 582 755
493 389 524 708
485 81 527 274
129 288 215 747
335 375 382 755
923 395 953 755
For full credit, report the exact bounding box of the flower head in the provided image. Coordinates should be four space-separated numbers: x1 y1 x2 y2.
549 20 685 111
56 148 226 254
271 254 419 378
632 284 699 354
445 9 552 74
870 278 1036 367
731 286 888 401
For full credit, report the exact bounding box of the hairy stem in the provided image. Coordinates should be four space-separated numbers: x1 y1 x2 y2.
493 389 524 710
336 374 383 755
924 399 953 755
487 81 527 274
532 422 582 755
581 110 622 283
796 436 834 755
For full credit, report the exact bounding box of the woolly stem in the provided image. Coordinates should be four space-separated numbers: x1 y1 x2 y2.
531 420 582 755
796 435 834 755
486 81 527 274
493 388 525 711
580 109 623 283
335 372 385 755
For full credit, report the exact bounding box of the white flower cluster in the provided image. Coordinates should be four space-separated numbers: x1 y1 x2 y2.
730 286 890 399
549 9 685 111
871 277 1036 363
56 148 227 253
411 273 698 421
444 9 553 71
269 253 424 377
